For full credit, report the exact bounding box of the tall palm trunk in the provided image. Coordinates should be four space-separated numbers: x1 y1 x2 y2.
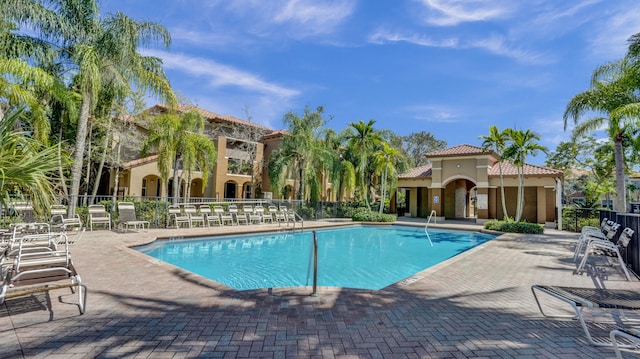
614 138 626 212
361 154 369 208
497 162 509 220
68 93 92 216
379 167 387 213
91 117 112 204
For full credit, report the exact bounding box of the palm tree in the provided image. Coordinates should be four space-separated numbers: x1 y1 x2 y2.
502 129 546 222
0 109 65 216
268 106 327 200
142 109 216 204
373 143 400 213
2 1 176 216
345 119 382 208
564 57 640 212
479 126 510 220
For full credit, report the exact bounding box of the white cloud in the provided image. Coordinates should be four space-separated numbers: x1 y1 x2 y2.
418 0 514 26
468 35 551 65
147 50 299 99
368 29 458 47
368 29 548 65
590 4 640 58
199 0 356 39
405 104 461 123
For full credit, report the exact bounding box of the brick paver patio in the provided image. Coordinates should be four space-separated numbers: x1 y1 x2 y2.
1 220 639 358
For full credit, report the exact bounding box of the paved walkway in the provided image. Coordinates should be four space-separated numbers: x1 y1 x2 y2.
1 219 639 358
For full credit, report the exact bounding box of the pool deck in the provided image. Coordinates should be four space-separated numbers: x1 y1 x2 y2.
2 218 639 358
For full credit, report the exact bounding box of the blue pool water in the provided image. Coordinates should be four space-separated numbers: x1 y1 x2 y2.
135 225 496 290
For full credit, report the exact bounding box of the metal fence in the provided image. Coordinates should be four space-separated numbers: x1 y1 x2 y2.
1 195 363 228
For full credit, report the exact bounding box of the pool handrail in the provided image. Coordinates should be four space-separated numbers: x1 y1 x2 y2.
424 210 436 247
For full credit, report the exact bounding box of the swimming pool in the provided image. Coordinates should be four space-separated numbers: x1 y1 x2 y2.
135 225 496 290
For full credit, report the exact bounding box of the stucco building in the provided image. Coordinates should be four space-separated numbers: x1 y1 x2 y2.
397 144 563 226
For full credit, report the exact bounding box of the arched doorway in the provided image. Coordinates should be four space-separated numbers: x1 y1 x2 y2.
443 178 477 219
224 181 237 199
142 175 161 198
190 178 204 198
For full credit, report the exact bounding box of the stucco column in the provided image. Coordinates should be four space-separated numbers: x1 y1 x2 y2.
476 187 489 220
537 186 546 224
431 188 443 217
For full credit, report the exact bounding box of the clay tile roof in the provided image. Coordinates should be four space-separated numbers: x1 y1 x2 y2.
123 155 158 169
263 130 287 140
489 160 563 177
399 164 432 179
426 144 488 157
154 104 272 131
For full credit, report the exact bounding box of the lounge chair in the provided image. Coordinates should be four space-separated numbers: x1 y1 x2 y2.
610 327 640 358
214 206 234 226
573 220 619 260
201 206 221 226
0 233 87 314
49 204 83 233
575 227 634 281
185 205 206 227
169 205 191 228
249 206 263 224
265 205 278 224
88 204 111 231
229 205 247 225
117 202 149 233
275 206 287 222
531 285 640 347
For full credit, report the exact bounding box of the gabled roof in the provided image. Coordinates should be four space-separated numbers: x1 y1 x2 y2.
151 104 272 131
489 161 562 177
426 144 492 158
399 164 432 179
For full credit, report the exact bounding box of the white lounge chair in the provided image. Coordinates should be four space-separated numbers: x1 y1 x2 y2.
169 205 191 228
0 233 87 314
532 285 640 348
214 206 234 226
229 205 247 225
249 206 264 224
117 202 150 233
576 227 635 281
201 206 221 226
49 204 83 233
88 204 111 231
185 205 206 227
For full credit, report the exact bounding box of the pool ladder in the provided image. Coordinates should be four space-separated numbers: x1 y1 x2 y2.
424 210 436 247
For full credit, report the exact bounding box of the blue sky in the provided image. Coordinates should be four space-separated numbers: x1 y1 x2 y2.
102 0 640 164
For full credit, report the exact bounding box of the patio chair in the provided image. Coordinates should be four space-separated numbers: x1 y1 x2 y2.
214 206 234 226
169 205 191 228
275 206 287 222
88 204 111 231
49 204 83 233
0 232 87 314
229 205 247 225
610 327 640 358
249 205 264 224
198 206 213 227
263 205 276 224
573 221 620 260
531 285 640 347
575 227 635 281
117 202 150 233
201 206 221 226
185 205 206 227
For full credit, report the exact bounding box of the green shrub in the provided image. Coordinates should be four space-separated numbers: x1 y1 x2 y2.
351 210 396 222
483 220 544 234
